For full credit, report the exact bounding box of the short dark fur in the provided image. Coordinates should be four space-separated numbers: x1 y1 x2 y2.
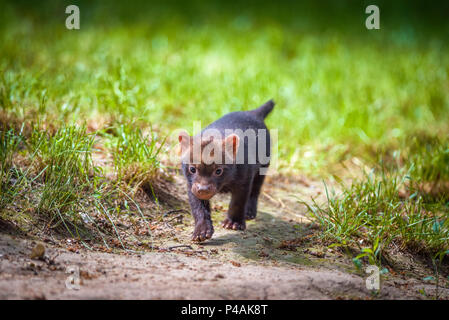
180 100 275 241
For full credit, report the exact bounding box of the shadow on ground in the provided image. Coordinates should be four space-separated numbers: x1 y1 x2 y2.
203 210 321 266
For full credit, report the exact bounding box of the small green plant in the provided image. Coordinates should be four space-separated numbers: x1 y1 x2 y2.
431 250 449 299
355 236 382 266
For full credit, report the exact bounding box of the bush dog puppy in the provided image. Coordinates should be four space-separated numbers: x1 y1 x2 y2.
179 100 274 241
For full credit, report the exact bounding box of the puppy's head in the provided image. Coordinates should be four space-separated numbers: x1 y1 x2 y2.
178 130 239 200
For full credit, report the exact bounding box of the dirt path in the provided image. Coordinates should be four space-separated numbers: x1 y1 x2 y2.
0 233 426 299
0 175 446 299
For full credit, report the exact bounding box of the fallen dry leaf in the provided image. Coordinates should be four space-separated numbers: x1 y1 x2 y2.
230 261 241 267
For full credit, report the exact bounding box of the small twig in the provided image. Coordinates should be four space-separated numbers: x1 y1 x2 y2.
263 191 281 206
163 209 189 217
168 245 193 251
278 197 286 208
192 250 208 254
164 222 175 230
166 214 184 223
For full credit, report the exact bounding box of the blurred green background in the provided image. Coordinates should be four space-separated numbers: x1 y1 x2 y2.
1 0 448 174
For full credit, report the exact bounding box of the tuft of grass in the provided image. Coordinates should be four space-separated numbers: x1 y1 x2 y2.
0 124 105 242
105 123 165 189
407 135 449 201
0 119 162 248
0 126 23 208
302 161 449 267
28 125 97 216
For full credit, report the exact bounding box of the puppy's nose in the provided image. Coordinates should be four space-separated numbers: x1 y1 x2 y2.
192 183 215 200
196 184 211 194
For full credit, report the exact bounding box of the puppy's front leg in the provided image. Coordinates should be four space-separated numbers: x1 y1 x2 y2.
188 190 214 241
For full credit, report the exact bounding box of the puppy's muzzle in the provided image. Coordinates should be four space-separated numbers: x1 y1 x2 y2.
192 183 216 200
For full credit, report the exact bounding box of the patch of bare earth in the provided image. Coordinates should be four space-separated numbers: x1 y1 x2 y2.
0 233 426 300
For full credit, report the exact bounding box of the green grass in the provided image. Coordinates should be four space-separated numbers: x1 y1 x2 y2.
1 1 449 175
407 135 449 202
303 154 449 268
28 125 96 215
103 122 165 187
0 123 157 246
0 127 23 208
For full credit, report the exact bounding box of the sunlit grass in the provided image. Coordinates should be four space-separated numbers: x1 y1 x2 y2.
28 125 96 214
103 122 165 187
0 123 158 247
302 153 449 269
407 135 449 201
0 127 23 208
1 1 448 175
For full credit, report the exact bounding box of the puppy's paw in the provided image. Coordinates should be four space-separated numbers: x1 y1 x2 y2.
221 217 246 230
244 198 258 220
244 208 257 220
191 220 214 242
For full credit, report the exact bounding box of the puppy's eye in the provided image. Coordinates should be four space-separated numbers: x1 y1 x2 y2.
189 166 196 174
214 168 223 176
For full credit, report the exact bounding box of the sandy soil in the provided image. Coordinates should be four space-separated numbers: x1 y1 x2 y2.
0 233 430 300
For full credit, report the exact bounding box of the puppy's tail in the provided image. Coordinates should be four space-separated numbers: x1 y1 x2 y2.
250 99 275 120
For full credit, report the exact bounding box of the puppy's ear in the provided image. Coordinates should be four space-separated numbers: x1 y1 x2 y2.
223 133 240 162
178 130 191 159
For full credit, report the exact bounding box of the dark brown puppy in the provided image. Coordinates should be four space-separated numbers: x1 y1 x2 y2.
179 100 274 241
